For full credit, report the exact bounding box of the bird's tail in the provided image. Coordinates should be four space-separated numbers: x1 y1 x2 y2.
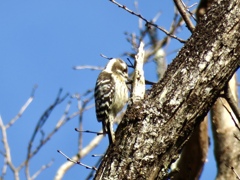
103 120 115 144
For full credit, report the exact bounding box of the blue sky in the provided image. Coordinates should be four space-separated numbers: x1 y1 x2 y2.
0 0 225 179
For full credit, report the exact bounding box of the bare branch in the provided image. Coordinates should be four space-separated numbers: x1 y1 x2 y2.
100 54 113 60
25 89 69 179
234 134 240 141
85 156 103 180
221 100 240 132
57 150 97 170
124 8 185 66
185 2 198 21
173 0 195 32
1 158 8 180
131 42 145 103
54 133 104 180
20 88 94 178
225 164 240 180
0 116 19 180
126 58 134 69
76 94 94 151
0 116 11 163
23 103 79 166
231 166 240 180
91 154 104 157
6 86 37 129
224 85 240 123
31 160 54 180
144 10 185 60
109 0 186 43
26 89 68 156
73 65 104 71
75 128 105 136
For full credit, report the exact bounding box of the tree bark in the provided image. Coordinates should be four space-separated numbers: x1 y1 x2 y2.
167 1 215 179
94 0 240 179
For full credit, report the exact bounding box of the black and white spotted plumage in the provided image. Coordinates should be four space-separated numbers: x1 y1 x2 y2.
94 58 128 144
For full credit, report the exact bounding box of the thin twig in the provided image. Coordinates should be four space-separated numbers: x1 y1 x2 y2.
27 89 68 158
85 156 103 180
6 86 37 129
31 160 54 180
57 150 97 170
126 58 134 69
100 54 113 60
73 65 104 71
173 0 195 32
224 85 240 123
1 158 7 180
225 164 240 180
124 8 185 64
92 154 104 157
77 95 94 151
52 91 100 180
75 128 105 136
221 101 240 132
145 9 185 59
234 134 240 141
54 133 104 180
22 104 79 170
25 89 69 179
109 0 186 43
0 116 18 179
184 2 198 21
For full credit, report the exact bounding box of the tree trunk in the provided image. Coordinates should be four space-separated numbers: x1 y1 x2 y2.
94 0 240 179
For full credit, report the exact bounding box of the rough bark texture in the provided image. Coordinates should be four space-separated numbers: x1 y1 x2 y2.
166 1 214 179
211 75 240 180
94 0 240 179
196 0 214 19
